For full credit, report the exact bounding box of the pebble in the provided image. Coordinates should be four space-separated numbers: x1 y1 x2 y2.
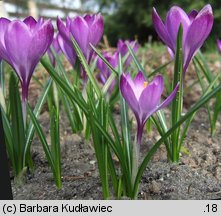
89 160 96 165
214 166 221 179
149 181 161 194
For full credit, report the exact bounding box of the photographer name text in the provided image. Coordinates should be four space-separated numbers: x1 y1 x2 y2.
2 203 113 214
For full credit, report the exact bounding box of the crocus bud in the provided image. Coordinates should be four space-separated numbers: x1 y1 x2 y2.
97 51 118 92
117 39 138 69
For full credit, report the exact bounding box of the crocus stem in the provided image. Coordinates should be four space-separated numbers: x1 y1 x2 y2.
21 85 28 127
132 123 144 186
22 98 27 128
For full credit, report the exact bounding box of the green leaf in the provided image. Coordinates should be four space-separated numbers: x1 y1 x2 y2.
28 105 55 175
194 54 213 84
211 90 221 135
147 60 173 78
171 24 183 162
50 106 62 189
126 43 146 76
102 72 116 95
118 54 132 179
71 37 101 97
9 73 25 175
23 78 52 167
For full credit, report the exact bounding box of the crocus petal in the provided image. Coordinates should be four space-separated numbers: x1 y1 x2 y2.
165 6 190 49
70 16 89 58
117 40 126 55
152 8 174 52
188 10 198 22
23 16 37 30
196 4 213 17
125 73 136 94
57 34 76 66
138 75 164 122
28 20 53 81
89 14 104 46
134 71 146 99
4 21 33 83
120 74 140 119
52 35 61 54
37 17 44 26
30 20 54 56
108 51 119 69
217 39 221 53
66 16 72 29
167 47 174 58
57 17 70 42
157 83 179 110
0 18 11 63
184 5 213 72
97 51 118 92
84 14 95 26
143 83 179 124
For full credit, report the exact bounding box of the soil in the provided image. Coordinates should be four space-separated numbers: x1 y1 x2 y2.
11 107 221 200
11 49 221 200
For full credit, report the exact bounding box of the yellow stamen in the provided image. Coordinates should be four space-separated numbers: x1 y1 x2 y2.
144 81 148 88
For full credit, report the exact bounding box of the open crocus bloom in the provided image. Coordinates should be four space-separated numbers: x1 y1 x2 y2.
152 4 213 73
48 34 62 67
217 39 221 53
0 16 54 120
97 51 119 92
57 14 104 65
120 71 179 145
117 39 138 69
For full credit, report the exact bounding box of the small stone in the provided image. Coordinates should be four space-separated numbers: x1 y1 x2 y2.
155 135 161 141
149 181 161 194
216 121 221 127
89 160 96 165
159 177 164 181
214 166 221 179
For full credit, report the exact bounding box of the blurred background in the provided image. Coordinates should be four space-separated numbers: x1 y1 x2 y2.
0 0 221 50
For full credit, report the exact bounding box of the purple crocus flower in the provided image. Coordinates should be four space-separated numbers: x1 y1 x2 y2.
152 4 213 73
0 16 54 121
217 39 221 53
47 34 62 67
117 39 138 69
97 51 118 92
57 14 104 65
120 71 179 146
